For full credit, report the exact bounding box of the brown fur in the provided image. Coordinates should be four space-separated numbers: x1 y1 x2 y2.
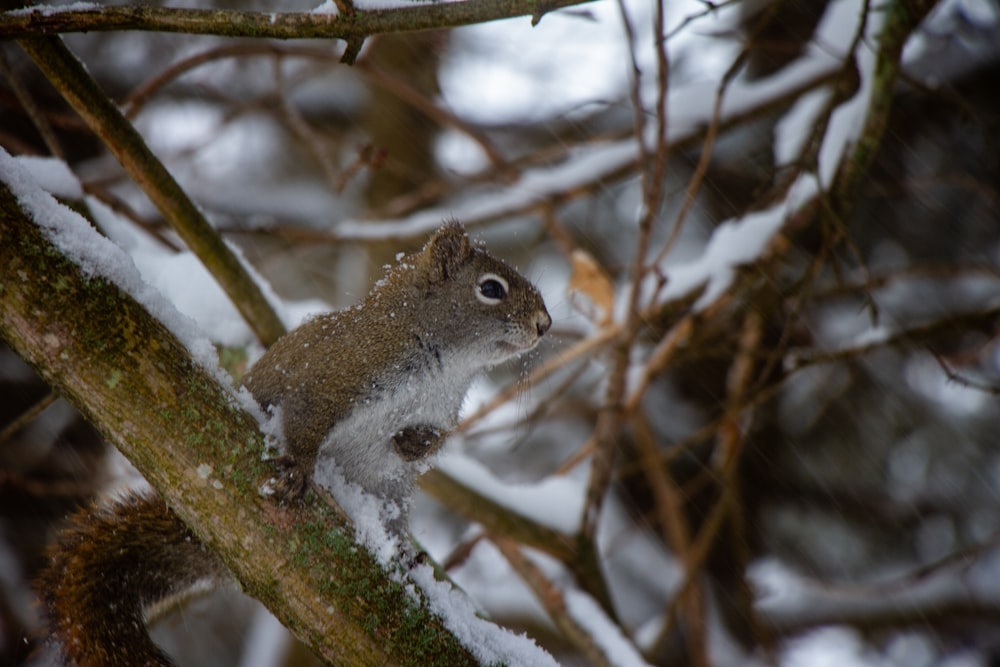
37 222 550 665
39 493 228 666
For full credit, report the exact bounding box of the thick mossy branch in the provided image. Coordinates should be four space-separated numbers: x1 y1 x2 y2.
0 181 479 667
1 0 597 40
16 35 287 346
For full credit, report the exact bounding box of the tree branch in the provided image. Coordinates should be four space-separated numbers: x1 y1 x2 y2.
420 468 617 617
831 0 940 211
0 178 479 665
0 0 597 40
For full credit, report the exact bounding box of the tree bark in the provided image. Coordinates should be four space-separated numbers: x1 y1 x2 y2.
0 0 596 41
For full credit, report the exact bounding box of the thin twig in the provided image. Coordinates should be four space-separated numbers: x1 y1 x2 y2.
493 537 621 667
631 411 709 666
456 325 620 432
929 350 1000 396
359 60 512 174
653 41 745 266
273 54 345 194
578 0 669 545
664 0 742 42
0 44 64 158
123 43 333 119
0 390 58 446
812 263 1000 302
788 306 1000 370
82 182 182 252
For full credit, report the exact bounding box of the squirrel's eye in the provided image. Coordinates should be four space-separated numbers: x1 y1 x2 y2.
476 273 509 305
480 280 506 299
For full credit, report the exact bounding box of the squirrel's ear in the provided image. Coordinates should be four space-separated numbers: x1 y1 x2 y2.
420 220 472 283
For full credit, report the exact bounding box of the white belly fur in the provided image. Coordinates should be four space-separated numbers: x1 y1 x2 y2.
312 361 478 503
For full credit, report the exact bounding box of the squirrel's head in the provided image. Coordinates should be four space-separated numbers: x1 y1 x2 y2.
406 221 551 367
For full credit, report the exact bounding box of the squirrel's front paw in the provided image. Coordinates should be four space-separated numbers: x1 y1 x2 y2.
266 455 310 504
406 549 430 569
392 425 445 461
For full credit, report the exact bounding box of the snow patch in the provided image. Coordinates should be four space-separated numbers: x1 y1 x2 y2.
653 177 817 311
14 156 83 199
310 0 339 15
410 564 559 667
436 452 584 534
9 2 100 16
815 0 887 187
0 147 261 415
565 588 652 667
774 88 832 167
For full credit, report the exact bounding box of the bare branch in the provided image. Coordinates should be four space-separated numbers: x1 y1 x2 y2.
0 0 597 40
493 537 620 667
831 0 941 212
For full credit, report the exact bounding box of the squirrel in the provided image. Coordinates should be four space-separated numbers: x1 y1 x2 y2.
37 221 551 667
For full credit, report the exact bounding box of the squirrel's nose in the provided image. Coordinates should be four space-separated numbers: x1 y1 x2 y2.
535 310 552 337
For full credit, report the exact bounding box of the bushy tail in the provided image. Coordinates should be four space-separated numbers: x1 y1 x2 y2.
38 492 228 667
